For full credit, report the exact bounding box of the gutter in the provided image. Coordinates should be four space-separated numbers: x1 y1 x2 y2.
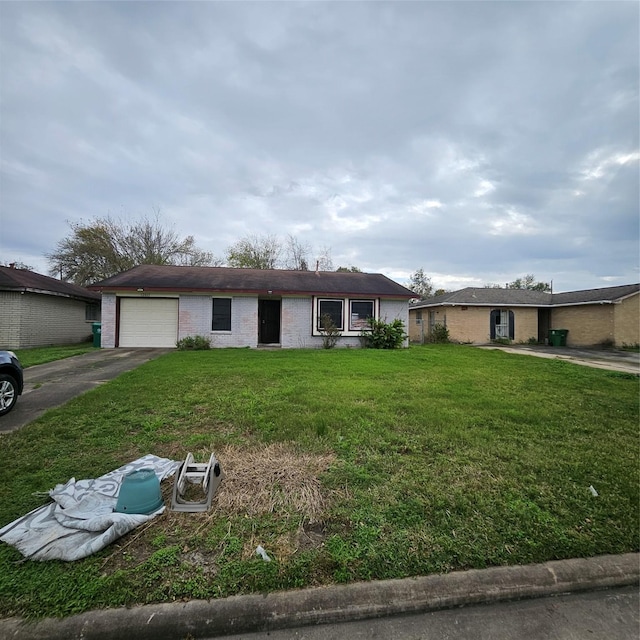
90 287 413 300
1 286 100 303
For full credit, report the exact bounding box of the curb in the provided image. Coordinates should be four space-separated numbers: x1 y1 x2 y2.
2 553 638 639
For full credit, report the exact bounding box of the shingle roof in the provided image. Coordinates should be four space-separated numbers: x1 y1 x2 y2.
410 287 552 308
551 283 640 305
410 283 640 309
88 265 415 298
0 267 101 302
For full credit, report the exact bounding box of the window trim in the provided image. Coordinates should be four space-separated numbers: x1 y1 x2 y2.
349 299 375 331
313 297 379 337
85 303 100 322
211 297 232 332
316 298 344 332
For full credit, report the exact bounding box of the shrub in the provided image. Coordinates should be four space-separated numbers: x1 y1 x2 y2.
176 335 211 350
492 337 511 345
360 318 407 349
319 314 341 349
427 323 450 344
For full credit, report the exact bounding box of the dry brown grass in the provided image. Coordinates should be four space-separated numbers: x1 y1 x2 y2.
101 442 339 571
213 442 337 521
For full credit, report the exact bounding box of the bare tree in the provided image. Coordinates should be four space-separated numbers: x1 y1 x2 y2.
47 212 214 286
315 245 334 271
283 234 311 270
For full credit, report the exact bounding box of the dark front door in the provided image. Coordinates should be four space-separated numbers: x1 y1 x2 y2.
538 308 551 344
259 299 281 344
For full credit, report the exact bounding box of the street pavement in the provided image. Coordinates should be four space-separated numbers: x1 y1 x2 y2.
215 585 639 640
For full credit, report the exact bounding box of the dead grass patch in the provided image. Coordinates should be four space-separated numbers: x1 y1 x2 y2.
213 442 337 521
101 442 339 571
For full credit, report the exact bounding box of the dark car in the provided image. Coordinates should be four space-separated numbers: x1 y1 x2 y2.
0 351 23 416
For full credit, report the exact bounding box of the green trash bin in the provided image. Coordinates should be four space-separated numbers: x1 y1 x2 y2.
549 329 568 347
92 322 102 348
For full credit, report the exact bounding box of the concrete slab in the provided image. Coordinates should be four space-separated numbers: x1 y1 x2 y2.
477 345 640 375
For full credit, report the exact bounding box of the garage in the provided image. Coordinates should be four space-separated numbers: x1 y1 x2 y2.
118 298 178 348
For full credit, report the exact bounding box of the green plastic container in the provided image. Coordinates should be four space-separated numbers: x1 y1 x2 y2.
549 329 568 347
92 322 102 348
114 469 163 514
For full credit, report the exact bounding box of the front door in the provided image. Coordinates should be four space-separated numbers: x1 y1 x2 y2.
259 299 281 344
538 308 551 344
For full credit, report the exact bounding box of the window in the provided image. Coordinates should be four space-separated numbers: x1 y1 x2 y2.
85 303 100 321
350 300 374 330
317 299 343 331
212 298 231 331
313 297 379 336
490 309 514 340
415 310 422 325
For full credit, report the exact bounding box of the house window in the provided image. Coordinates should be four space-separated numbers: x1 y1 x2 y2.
490 309 514 340
349 300 374 330
85 303 100 321
212 298 232 331
317 299 343 331
415 310 422 325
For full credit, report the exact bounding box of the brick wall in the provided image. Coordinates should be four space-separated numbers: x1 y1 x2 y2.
614 293 639 347
551 305 613 347
409 306 538 344
178 295 258 348
0 292 93 348
0 292 22 348
100 294 117 348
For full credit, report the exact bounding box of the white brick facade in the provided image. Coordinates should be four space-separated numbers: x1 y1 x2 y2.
100 293 410 349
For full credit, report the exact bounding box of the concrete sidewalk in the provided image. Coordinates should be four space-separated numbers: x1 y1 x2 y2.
2 553 638 640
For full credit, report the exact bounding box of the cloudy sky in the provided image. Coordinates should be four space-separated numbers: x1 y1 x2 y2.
1 1 638 292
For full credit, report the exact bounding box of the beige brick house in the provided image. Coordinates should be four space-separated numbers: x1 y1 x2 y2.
0 265 101 348
408 283 639 348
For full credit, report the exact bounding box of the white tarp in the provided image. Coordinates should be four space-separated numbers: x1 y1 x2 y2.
0 455 180 561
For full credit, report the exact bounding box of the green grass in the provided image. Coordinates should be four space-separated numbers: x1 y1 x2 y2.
14 344 97 367
0 345 637 619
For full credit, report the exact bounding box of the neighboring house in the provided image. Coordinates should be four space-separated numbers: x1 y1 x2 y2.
88 264 415 349
0 265 101 349
409 283 640 348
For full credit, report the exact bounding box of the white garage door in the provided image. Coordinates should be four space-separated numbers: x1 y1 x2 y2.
119 298 179 348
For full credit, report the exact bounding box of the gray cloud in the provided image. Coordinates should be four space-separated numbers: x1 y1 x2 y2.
1 1 637 292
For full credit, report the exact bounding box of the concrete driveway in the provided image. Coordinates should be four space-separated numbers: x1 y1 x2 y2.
0 348 171 433
478 344 640 375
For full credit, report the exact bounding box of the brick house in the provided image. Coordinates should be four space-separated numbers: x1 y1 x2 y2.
0 265 101 348
88 264 415 349
408 284 640 348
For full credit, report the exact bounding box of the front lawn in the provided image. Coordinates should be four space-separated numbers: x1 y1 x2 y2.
14 344 97 368
0 345 637 619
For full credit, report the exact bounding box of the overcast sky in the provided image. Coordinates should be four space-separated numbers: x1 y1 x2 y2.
1 1 638 293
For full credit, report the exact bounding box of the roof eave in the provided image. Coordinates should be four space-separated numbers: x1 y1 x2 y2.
2 285 99 302
90 286 412 299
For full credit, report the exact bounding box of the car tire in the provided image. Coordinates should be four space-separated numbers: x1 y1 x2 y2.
0 374 19 416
